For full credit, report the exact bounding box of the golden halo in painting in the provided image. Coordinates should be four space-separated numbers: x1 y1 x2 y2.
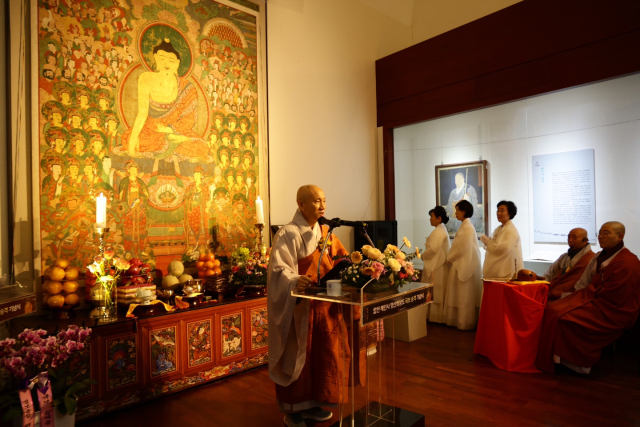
138 22 193 78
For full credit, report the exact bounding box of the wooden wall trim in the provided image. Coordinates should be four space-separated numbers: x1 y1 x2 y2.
382 127 395 221
377 29 640 129
376 0 640 112
376 0 640 218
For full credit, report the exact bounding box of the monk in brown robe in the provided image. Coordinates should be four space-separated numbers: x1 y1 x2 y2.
267 185 364 427
542 228 595 301
536 222 640 374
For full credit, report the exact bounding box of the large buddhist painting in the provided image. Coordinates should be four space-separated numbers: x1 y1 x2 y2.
36 0 265 272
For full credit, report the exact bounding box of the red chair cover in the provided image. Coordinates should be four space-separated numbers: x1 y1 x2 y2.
473 281 548 373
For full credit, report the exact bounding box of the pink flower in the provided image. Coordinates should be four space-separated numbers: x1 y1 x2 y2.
405 264 415 276
94 255 104 263
18 329 38 344
78 328 91 341
66 327 79 341
370 262 385 280
66 340 78 353
10 356 23 369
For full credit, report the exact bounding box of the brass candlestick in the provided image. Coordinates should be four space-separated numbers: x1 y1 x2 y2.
94 225 110 254
255 223 266 255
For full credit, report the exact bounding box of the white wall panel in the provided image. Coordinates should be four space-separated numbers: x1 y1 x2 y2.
395 73 640 264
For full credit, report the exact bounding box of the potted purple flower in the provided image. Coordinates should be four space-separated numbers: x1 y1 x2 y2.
0 326 95 426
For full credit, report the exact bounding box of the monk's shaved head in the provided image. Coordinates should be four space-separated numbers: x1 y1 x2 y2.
567 228 589 250
571 228 588 239
598 221 625 250
603 221 625 235
296 185 322 204
297 185 326 227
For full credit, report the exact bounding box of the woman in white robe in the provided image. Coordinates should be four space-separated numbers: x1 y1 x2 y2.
480 200 524 280
421 206 450 323
444 200 482 330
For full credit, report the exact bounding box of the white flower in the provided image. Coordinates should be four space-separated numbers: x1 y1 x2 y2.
387 258 401 272
367 248 383 260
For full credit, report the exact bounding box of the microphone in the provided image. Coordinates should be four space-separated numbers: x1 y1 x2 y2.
318 217 366 229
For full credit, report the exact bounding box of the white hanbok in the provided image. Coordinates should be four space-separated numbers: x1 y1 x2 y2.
482 220 524 280
421 223 450 323
444 218 482 330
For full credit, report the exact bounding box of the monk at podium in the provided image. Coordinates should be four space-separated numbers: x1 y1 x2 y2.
536 221 640 374
542 228 595 301
267 185 363 427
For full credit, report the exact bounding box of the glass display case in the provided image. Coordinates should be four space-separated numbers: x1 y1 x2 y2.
0 274 36 322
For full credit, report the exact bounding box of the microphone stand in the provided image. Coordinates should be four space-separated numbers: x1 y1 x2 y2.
316 222 375 287
318 228 334 286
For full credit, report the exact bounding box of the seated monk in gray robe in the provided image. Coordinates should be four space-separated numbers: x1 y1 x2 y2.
542 228 595 301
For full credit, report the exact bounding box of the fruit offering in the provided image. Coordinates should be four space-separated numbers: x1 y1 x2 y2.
119 258 153 286
43 258 81 309
195 253 221 280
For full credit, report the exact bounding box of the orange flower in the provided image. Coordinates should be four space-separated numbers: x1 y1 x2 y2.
403 237 411 248
361 266 375 276
350 251 363 263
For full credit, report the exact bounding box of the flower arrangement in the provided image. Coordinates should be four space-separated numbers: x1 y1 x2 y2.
229 247 268 287
0 326 95 422
86 247 131 318
336 238 420 289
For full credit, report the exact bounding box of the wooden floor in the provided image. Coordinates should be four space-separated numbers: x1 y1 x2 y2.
80 322 640 427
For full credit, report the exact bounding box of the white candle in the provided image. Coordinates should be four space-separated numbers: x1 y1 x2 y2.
96 193 107 228
255 196 264 224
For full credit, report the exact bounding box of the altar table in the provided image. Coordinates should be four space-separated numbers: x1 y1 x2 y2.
473 280 548 373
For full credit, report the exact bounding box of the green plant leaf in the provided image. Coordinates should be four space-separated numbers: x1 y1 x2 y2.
65 381 88 397
64 395 77 415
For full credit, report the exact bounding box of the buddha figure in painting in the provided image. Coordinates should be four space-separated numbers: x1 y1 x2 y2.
121 38 208 163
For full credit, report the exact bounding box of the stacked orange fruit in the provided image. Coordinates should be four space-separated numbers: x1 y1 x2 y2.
42 259 81 308
195 253 222 279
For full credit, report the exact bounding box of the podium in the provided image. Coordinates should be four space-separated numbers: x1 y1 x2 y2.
292 281 432 427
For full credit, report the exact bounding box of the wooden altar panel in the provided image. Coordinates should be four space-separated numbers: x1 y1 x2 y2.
215 308 247 364
140 318 183 385
101 333 140 396
247 303 268 355
184 314 215 373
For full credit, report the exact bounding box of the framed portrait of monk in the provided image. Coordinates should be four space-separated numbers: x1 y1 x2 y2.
31 0 269 275
435 160 489 239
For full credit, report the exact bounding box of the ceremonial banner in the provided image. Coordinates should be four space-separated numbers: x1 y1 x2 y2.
32 0 268 272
